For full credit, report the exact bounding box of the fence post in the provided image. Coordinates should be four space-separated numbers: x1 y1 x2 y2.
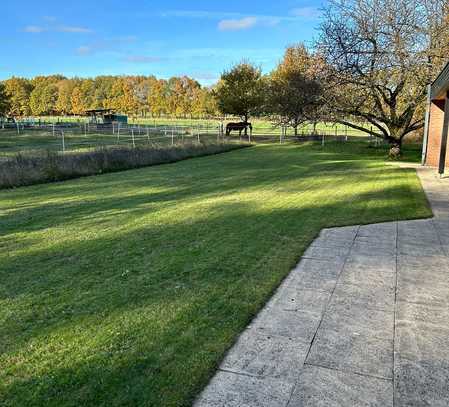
52 123 55 137
147 127 150 143
171 128 174 145
16 121 20 135
197 127 200 143
322 132 325 146
117 123 120 144
132 129 135 148
61 130 65 153
345 126 348 141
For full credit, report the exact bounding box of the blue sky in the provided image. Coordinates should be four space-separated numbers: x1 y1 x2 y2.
1 0 324 85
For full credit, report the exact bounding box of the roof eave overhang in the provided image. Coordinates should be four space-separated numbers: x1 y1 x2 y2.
431 60 449 100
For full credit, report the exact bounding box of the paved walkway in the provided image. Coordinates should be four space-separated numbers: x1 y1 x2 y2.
194 167 449 407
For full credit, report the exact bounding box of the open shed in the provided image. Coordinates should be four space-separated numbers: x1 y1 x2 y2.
85 109 128 125
422 60 449 174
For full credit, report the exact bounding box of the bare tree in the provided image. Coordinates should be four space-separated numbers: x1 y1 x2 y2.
266 45 324 135
318 0 449 155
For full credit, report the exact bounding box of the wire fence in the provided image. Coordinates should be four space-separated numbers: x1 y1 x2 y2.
0 120 387 155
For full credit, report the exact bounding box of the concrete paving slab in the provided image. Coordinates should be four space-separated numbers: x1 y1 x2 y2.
306 328 393 379
221 330 309 381
397 254 449 270
350 241 396 257
319 226 358 241
250 307 321 342
339 267 395 291
358 222 397 237
194 370 293 407
269 287 331 314
395 320 449 362
398 241 445 256
329 281 395 311
311 236 354 248
394 357 449 407
289 365 393 407
396 301 449 327
397 266 449 289
302 245 350 260
354 234 397 246
396 280 449 307
292 258 343 292
320 302 394 338
344 253 396 273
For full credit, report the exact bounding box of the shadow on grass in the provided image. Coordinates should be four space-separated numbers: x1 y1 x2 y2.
0 144 419 237
0 142 431 407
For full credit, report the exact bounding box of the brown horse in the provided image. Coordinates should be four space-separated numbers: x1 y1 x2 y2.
225 122 252 137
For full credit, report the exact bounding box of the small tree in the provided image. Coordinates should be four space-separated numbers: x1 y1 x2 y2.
216 62 264 134
267 45 324 135
318 0 449 155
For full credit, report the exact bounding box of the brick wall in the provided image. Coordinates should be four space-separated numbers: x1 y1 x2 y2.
425 99 448 167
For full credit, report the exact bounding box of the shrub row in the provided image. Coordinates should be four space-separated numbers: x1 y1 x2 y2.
0 141 250 189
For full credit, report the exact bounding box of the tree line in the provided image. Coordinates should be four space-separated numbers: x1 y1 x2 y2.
0 75 219 118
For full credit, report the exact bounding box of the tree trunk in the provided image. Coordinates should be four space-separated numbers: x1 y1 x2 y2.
387 136 402 158
244 114 248 136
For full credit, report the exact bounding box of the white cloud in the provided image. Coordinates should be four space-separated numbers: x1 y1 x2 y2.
124 56 162 63
24 25 46 33
160 10 241 19
57 25 93 33
77 46 92 55
218 17 258 31
191 72 219 81
23 22 93 34
289 7 321 18
160 9 319 31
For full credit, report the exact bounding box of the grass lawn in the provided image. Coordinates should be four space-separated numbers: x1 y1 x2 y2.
0 142 430 406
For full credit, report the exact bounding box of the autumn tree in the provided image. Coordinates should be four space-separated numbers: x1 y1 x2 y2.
30 78 59 116
318 0 449 155
267 45 324 135
56 79 75 115
216 62 264 133
148 79 167 117
4 77 32 117
192 88 218 117
0 83 10 117
70 85 85 115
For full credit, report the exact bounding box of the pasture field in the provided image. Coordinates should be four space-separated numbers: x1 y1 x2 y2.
25 116 369 136
0 143 430 406
0 121 371 156
0 128 222 156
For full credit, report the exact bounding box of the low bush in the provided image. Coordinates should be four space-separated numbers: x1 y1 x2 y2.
0 141 249 189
